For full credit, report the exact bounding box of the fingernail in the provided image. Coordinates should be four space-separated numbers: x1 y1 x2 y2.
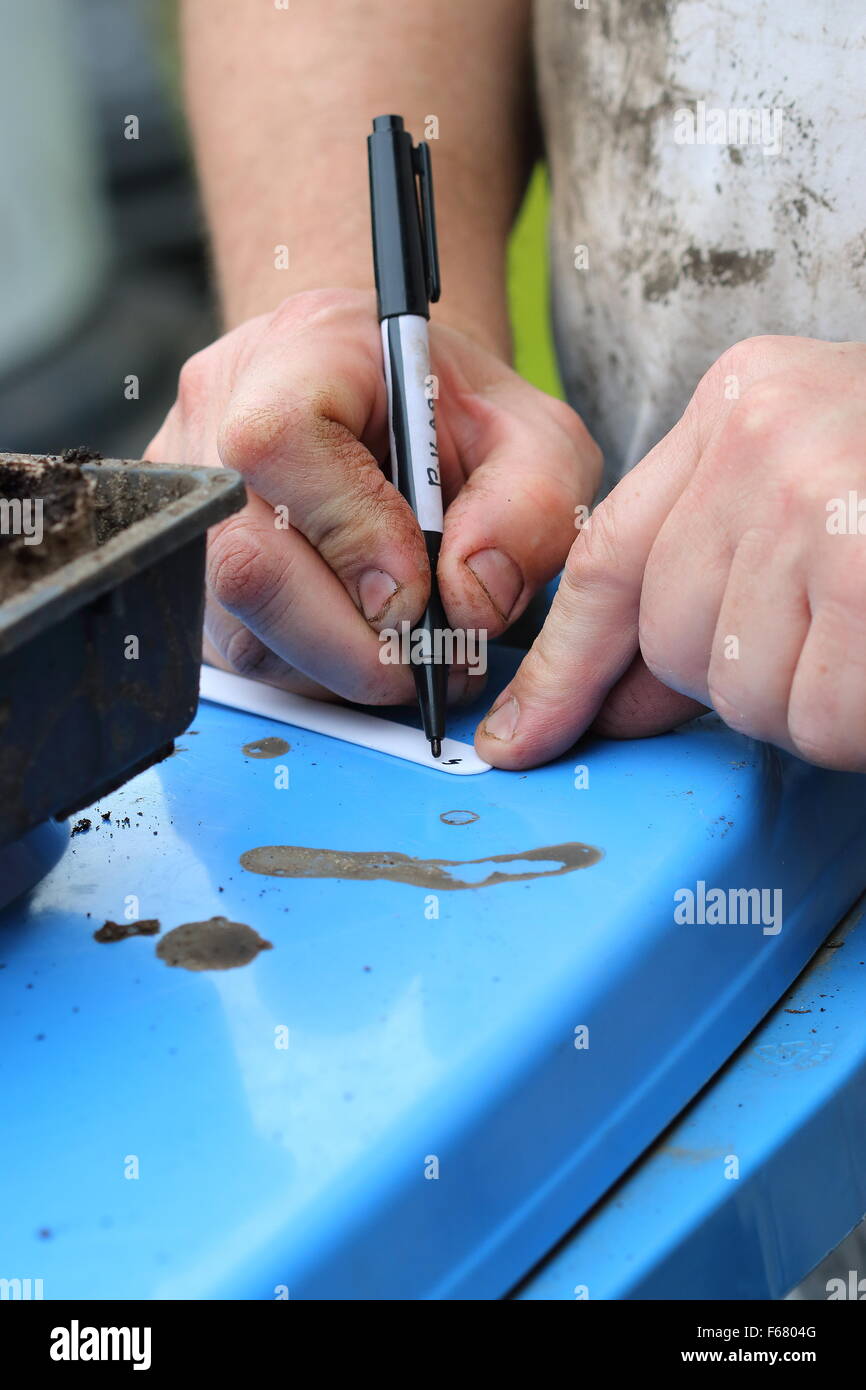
358 568 399 623
482 694 519 741
465 549 523 622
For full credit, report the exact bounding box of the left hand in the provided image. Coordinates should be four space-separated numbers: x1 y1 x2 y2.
476 335 866 773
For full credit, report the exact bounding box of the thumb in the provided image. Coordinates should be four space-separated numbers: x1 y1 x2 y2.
438 383 601 634
474 412 703 769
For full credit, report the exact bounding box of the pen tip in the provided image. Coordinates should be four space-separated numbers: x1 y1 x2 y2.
430 738 442 759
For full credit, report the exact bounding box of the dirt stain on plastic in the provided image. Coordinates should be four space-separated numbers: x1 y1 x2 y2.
94 918 160 943
239 842 601 891
156 916 273 971
439 810 479 826
242 736 291 759
660 1144 726 1164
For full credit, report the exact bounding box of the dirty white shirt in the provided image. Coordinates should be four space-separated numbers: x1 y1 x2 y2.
534 0 866 493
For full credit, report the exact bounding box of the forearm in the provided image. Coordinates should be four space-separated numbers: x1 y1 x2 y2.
181 0 535 357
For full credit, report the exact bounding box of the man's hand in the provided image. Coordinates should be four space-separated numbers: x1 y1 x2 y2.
173 1 564 703
147 288 600 703
476 336 866 773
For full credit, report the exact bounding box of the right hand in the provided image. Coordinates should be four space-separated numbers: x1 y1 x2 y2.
146 288 601 705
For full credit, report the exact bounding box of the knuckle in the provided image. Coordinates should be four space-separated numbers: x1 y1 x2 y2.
692 335 789 422
217 388 339 477
709 335 783 388
268 291 322 333
563 500 621 588
217 403 291 474
207 520 281 619
221 625 272 679
547 397 603 468
268 287 362 335
717 335 770 376
517 466 594 555
723 374 800 453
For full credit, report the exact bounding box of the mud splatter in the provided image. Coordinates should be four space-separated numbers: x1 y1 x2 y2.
94 918 160 943
439 810 479 826
156 916 272 971
240 842 601 891
642 255 680 302
242 736 291 759
681 245 775 289
660 1144 726 1164
643 245 775 301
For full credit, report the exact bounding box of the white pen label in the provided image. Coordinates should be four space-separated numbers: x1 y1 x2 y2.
381 315 443 533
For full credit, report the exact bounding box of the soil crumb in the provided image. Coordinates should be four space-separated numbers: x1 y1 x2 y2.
94 918 160 943
71 818 92 836
61 446 102 463
156 916 273 971
242 736 291 759
240 841 601 891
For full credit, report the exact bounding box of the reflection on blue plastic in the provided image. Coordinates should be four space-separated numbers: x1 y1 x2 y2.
0 819 68 913
518 898 866 1300
2 649 866 1299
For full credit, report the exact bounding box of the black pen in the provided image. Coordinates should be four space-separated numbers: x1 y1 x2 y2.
367 114 447 758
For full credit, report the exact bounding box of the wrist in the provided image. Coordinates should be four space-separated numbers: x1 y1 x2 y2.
216 231 512 362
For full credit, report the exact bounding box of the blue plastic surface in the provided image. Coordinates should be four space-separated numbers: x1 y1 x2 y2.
0 819 68 912
2 648 866 1299
517 896 866 1300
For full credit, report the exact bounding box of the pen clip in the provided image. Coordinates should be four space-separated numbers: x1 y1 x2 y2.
413 141 441 304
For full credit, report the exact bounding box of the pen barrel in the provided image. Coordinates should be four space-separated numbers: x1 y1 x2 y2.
369 114 447 748
367 114 430 319
380 316 443 534
412 533 448 746
381 315 447 745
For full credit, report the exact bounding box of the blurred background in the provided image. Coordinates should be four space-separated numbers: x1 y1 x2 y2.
0 0 561 463
0 0 208 457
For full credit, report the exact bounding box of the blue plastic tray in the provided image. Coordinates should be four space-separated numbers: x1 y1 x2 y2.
2 648 866 1298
